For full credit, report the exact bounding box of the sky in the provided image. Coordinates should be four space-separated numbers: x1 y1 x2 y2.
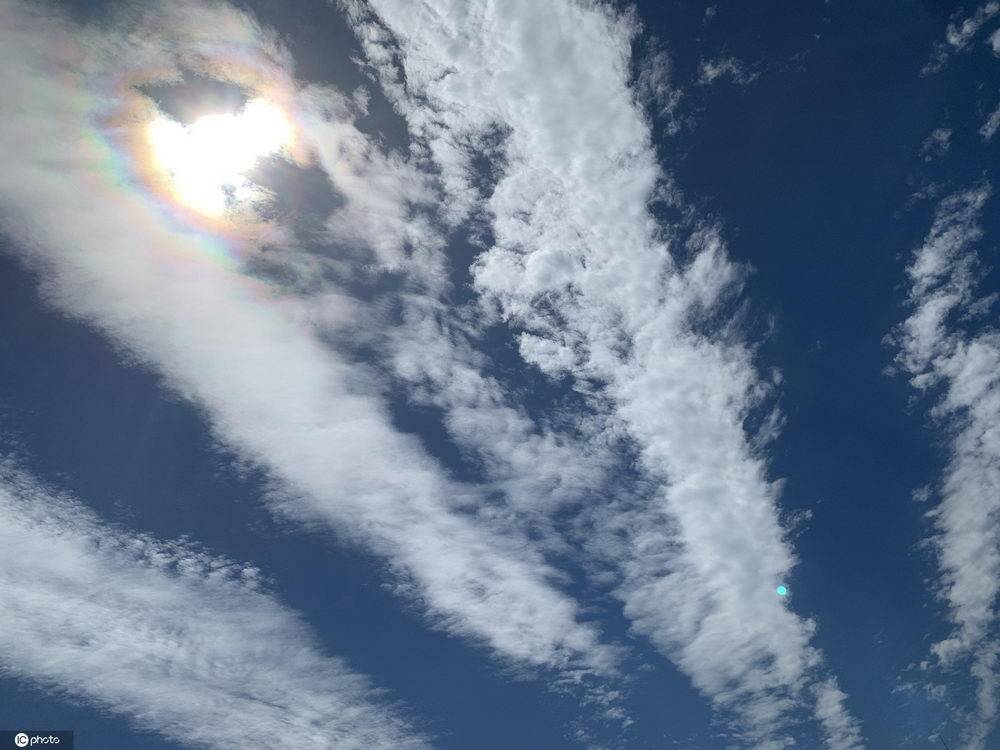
0 1 998 749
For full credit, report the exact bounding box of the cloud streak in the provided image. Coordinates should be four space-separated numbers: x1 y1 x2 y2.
890 186 1000 749
0 461 424 750
981 102 1000 141
345 0 862 745
0 0 617 685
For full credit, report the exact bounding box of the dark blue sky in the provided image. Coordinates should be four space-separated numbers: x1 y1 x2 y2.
1 1 999 748
647 2 999 746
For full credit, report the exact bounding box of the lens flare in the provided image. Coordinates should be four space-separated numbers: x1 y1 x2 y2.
776 585 788 597
147 98 292 216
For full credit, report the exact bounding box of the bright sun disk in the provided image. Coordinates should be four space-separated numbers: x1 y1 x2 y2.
147 98 292 217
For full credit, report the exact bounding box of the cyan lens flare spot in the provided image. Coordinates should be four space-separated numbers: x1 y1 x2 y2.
776 585 788 597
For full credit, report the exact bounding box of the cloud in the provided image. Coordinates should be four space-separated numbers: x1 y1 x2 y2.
295 84 446 276
0 0 618 686
345 0 861 745
947 3 1000 50
302 49 632 627
635 41 684 134
0 461 424 749
923 2 1000 74
384 301 618 521
981 101 1000 140
889 186 1000 749
922 127 953 160
697 56 760 86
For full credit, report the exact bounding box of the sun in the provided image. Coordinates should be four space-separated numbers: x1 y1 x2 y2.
147 98 293 217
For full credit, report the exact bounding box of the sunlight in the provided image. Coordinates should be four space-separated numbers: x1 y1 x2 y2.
147 98 292 216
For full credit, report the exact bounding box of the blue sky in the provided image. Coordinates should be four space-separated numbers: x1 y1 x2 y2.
0 1 999 748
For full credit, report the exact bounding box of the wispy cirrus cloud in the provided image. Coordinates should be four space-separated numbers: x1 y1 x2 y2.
923 2 1000 74
635 40 685 135
922 127 953 160
889 186 1000 750
981 102 1000 140
0 461 425 750
919 2 1000 146
344 0 862 745
304 82 629 583
947 3 1000 51
0 0 618 688
697 56 760 86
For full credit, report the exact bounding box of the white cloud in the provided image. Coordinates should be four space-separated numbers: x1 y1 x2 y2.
892 188 991 377
297 113 629 609
697 56 760 86
0 461 424 750
346 0 861 745
922 127 953 160
636 41 684 134
386 302 618 520
923 2 1000 73
295 84 447 277
890 186 1000 750
0 0 618 685
947 3 1000 50
981 100 1000 140
303 70 630 615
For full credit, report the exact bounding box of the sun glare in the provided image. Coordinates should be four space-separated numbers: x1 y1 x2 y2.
147 98 292 217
